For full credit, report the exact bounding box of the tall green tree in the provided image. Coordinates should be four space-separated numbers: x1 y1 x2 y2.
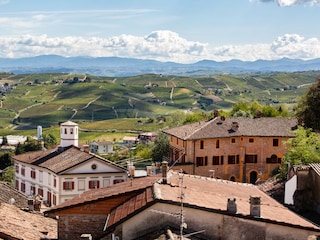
151 133 169 163
296 77 320 132
281 126 320 178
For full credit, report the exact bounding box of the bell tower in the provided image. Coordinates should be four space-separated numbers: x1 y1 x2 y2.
60 121 78 147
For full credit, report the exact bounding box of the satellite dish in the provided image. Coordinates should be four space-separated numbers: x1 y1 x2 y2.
9 198 15 204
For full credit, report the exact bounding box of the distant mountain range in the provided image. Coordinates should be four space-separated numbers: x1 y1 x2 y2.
1 55 320 76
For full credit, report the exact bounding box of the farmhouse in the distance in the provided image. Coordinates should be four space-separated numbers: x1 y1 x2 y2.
13 121 127 207
163 116 298 183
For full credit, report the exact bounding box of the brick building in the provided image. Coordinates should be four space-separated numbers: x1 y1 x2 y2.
163 117 298 183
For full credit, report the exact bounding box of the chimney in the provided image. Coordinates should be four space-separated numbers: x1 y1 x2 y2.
231 122 239 131
127 162 135 177
227 197 237 214
209 170 215 178
82 144 90 153
146 166 152 176
250 196 261 217
162 161 168 184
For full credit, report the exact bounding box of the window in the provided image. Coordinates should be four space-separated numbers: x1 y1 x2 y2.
38 188 44 197
228 155 239 164
266 154 281 164
63 181 75 190
31 169 36 179
21 182 26 193
30 185 36 195
273 138 279 147
89 180 100 189
212 156 220 165
231 138 236 143
196 157 207 166
249 138 254 143
15 165 19 173
200 140 204 149
245 154 258 163
212 156 224 165
21 167 25 176
53 178 57 187
53 194 57 205
15 180 19 190
216 139 220 149
70 128 73 134
64 128 67 134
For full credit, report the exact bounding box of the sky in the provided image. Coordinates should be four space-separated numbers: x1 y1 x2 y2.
0 0 320 63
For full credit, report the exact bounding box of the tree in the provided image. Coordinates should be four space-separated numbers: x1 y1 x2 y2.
296 77 320 132
0 166 14 186
281 126 320 178
151 133 169 163
0 153 12 170
43 133 57 148
1 136 8 146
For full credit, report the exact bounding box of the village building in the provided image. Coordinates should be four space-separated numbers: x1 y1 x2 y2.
137 132 158 143
45 165 320 240
12 120 128 207
285 163 320 215
163 116 298 183
89 140 114 154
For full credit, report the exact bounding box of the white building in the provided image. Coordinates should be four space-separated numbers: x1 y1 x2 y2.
13 121 128 207
89 141 113 155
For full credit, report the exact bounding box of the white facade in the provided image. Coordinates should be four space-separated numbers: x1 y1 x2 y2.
14 158 127 205
13 120 127 206
89 141 113 154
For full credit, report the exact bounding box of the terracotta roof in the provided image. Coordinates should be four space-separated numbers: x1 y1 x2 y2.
309 163 320 176
46 174 161 213
0 203 57 240
0 182 28 208
12 145 126 174
106 171 319 231
163 117 298 140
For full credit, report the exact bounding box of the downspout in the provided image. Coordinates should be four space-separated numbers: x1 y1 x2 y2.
193 140 196 175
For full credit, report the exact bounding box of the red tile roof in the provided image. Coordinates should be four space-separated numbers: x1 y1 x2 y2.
105 171 319 230
46 174 161 212
163 117 297 140
0 203 57 240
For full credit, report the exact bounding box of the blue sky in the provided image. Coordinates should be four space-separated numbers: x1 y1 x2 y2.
0 0 320 62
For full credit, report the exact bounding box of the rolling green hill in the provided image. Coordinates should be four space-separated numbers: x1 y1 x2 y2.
0 71 318 132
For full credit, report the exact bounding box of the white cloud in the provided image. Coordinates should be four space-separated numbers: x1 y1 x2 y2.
251 0 320 6
0 31 320 63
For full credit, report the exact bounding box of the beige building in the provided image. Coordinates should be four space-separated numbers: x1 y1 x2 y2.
163 117 298 183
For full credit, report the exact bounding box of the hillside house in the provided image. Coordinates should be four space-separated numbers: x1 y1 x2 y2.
89 140 113 154
13 121 127 207
137 132 157 143
163 117 298 183
45 165 320 240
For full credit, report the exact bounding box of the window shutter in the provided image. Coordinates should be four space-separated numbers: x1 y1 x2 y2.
63 182 66 190
71 181 75 190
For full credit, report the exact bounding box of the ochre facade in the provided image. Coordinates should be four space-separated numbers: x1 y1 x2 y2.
168 133 290 183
